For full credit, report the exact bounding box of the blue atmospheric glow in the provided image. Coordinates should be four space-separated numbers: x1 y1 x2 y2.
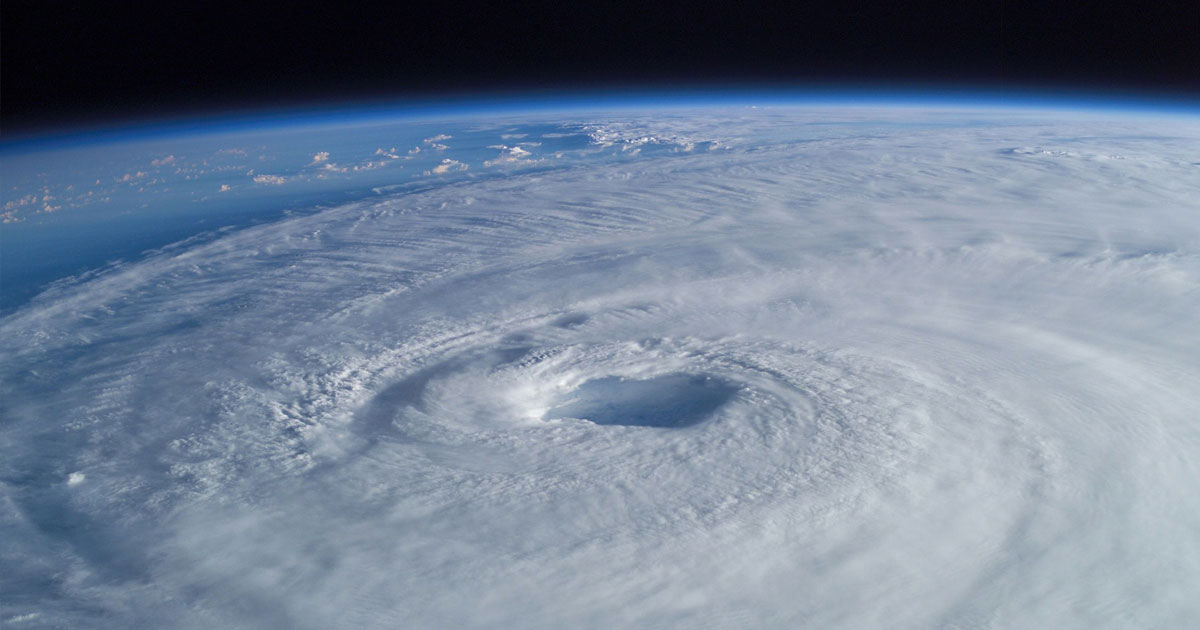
4 84 1198 150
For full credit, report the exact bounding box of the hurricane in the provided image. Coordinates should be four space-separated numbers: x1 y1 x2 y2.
3 102 1199 628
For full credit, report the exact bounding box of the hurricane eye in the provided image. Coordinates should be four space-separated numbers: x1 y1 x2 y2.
544 374 739 428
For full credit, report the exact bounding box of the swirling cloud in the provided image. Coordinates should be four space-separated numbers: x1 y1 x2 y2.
2 107 1199 629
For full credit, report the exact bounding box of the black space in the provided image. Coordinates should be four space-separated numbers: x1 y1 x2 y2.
3 0 1199 133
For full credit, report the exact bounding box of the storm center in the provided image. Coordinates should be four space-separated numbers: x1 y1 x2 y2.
544 373 738 428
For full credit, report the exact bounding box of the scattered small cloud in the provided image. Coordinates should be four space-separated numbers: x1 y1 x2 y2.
219 184 232 192
252 174 287 185
67 472 86 486
484 145 540 168
309 151 330 164
152 155 177 166
352 160 392 171
423 135 451 150
426 159 468 175
3 193 37 211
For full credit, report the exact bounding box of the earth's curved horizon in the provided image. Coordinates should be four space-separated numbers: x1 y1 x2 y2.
3 94 1199 628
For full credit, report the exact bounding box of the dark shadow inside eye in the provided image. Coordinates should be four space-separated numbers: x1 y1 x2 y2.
544 374 738 428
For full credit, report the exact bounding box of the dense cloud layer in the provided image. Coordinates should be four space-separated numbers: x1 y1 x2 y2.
3 107 1200 628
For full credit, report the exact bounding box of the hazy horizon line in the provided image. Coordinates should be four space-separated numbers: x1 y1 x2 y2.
4 81 1199 150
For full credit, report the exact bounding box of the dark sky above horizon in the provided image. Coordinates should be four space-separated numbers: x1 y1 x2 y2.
3 0 1198 133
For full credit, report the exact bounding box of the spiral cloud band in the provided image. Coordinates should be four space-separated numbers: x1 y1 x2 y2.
3 106 1200 628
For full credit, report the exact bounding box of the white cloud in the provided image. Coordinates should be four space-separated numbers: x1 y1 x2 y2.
309 152 330 164
427 158 468 175
483 145 539 168
252 174 287 185
352 160 392 171
423 134 452 143
152 155 177 166
219 184 232 192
